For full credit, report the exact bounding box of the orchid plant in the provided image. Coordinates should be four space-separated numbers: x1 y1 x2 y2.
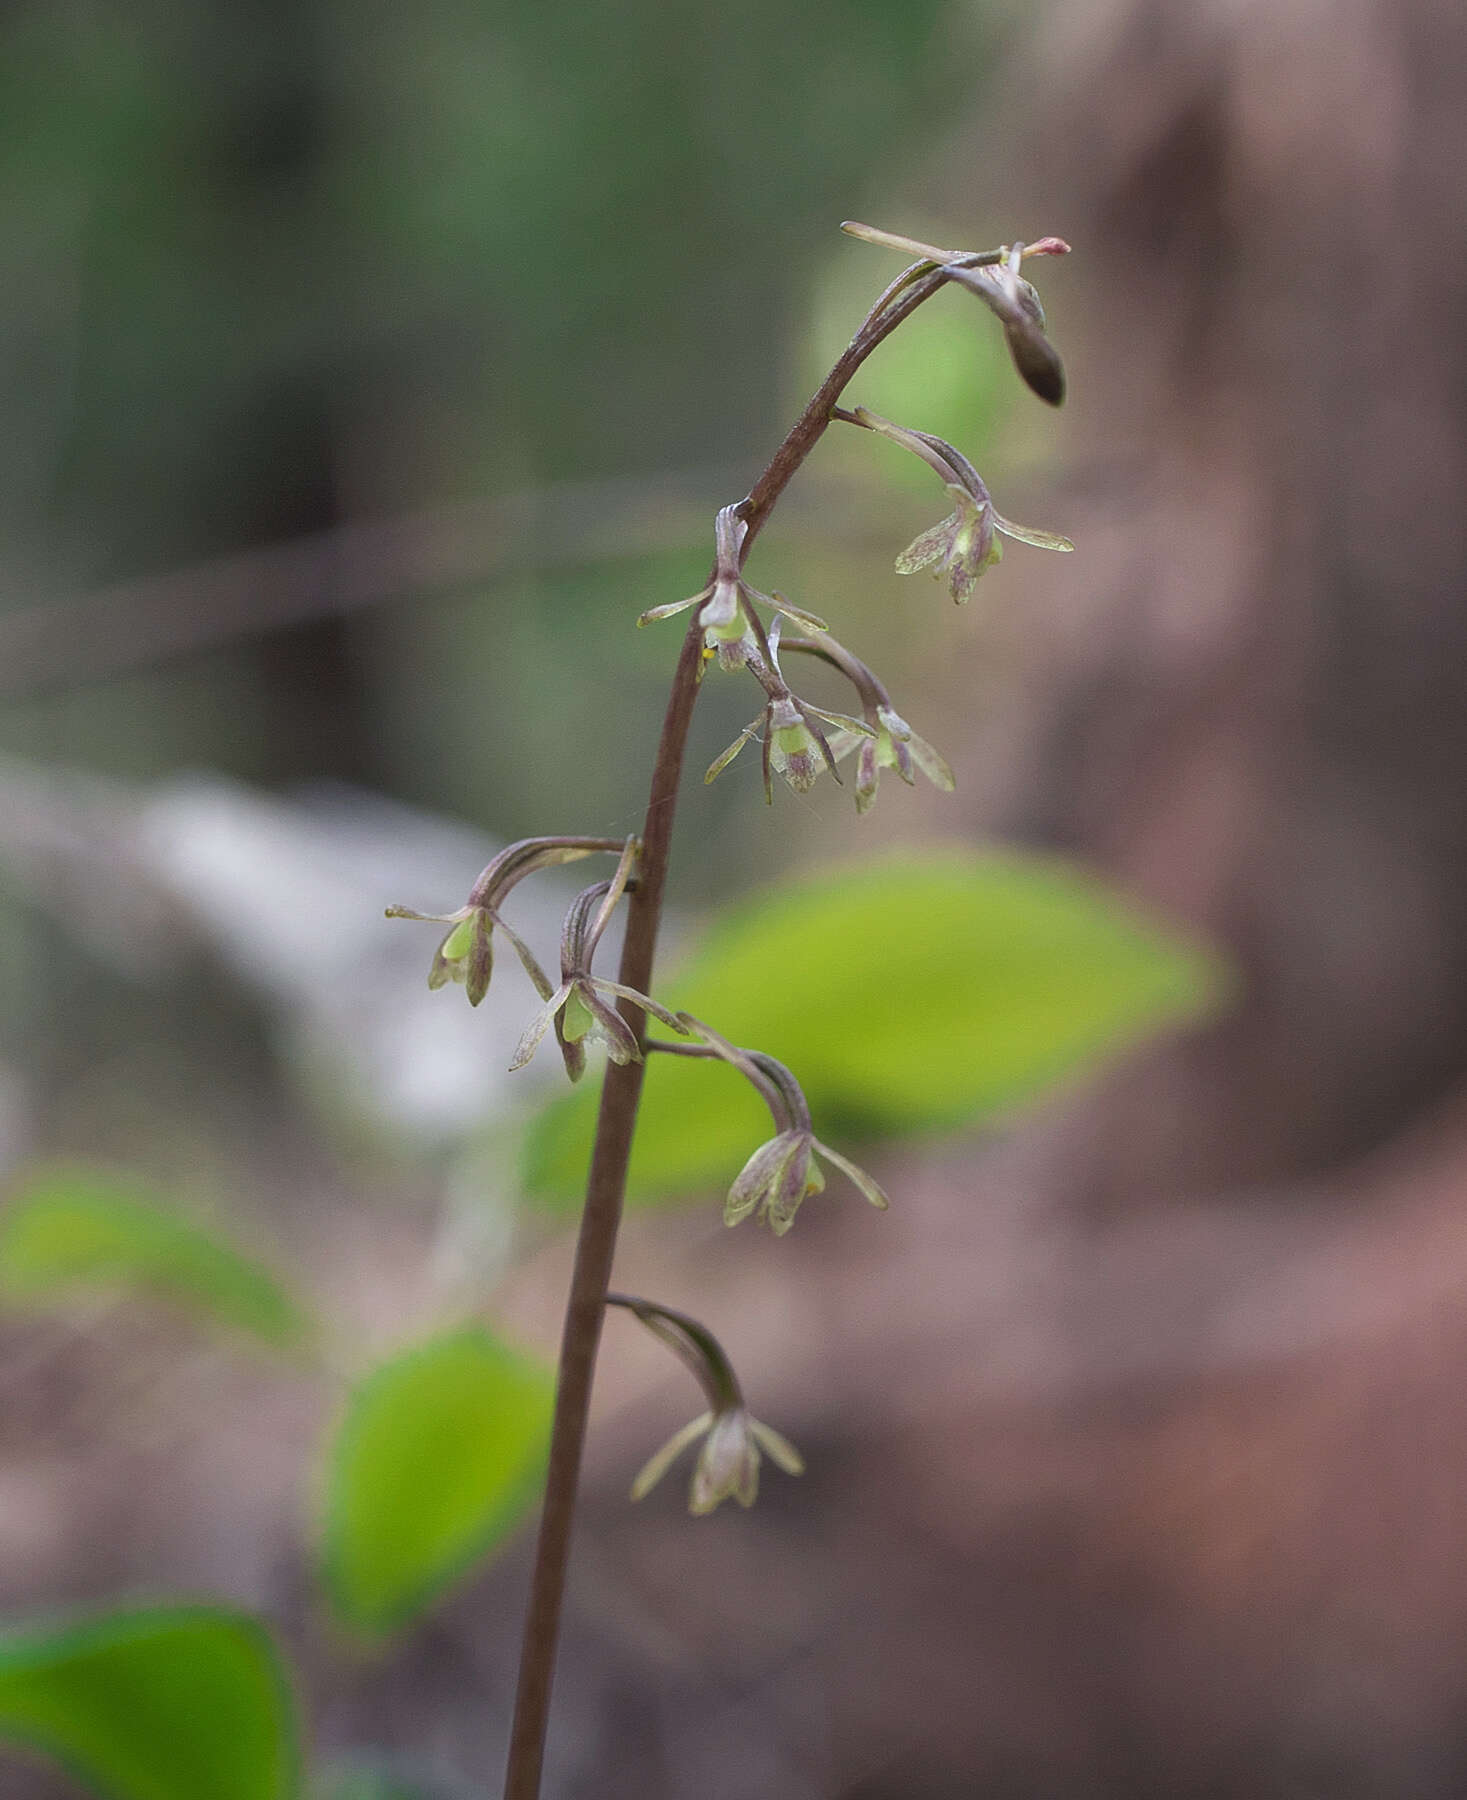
386 218 1075 1800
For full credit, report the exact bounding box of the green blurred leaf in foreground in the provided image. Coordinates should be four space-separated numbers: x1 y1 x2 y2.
524 847 1228 1206
322 1328 554 1638
0 1167 310 1351
0 1604 299 1800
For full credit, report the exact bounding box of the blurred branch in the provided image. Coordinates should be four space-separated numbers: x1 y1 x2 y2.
0 466 752 699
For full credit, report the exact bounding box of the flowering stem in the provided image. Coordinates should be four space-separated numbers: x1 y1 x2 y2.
500 248 995 1800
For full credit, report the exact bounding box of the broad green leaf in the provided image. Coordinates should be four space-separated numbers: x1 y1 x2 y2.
322 1329 553 1637
523 848 1227 1206
0 1168 309 1351
0 1604 298 1800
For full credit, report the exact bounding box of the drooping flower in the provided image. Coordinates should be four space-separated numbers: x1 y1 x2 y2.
895 483 1074 604
844 407 1073 605
630 1403 805 1515
507 839 687 1080
659 1017 891 1235
778 627 953 814
637 502 827 670
725 1125 889 1236
607 1293 804 1515
384 902 499 1006
828 702 955 814
387 835 627 1007
704 619 874 801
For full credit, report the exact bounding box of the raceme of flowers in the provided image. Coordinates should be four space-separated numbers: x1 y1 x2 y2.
383 222 1074 1516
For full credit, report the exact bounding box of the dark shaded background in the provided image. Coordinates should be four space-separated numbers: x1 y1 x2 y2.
3 0 1467 1794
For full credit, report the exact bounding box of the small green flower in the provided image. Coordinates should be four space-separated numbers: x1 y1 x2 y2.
846 407 1073 605
638 503 826 670
661 1017 892 1235
704 620 874 802
779 629 953 815
725 1126 889 1236
384 902 532 1008
609 1292 805 1515
828 702 955 814
507 839 687 1081
387 835 627 1007
510 970 685 1081
630 1403 805 1515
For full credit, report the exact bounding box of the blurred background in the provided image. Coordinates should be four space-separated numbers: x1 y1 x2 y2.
4 0 1467 1794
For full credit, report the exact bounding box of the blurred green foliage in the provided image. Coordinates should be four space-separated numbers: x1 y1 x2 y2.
0 1165 310 1350
321 1327 554 1638
0 1605 299 1800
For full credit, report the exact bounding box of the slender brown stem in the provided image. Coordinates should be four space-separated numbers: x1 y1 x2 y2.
501 250 979 1800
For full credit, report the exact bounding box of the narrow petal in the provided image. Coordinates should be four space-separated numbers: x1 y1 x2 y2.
464 911 494 1007
581 986 644 1066
767 592 829 634
814 1140 891 1210
854 737 879 814
691 1412 758 1514
905 729 956 792
802 705 877 738
596 980 689 1036
489 908 554 1000
508 984 571 1072
553 1011 588 1084
748 1417 805 1476
586 836 639 952
767 1136 822 1236
630 1412 713 1501
993 514 1074 552
384 905 457 923
704 724 758 785
824 726 865 765
894 516 959 575
726 1133 799 1226
638 588 710 627
841 220 963 263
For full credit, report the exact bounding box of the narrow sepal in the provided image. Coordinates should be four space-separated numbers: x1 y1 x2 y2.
748 1418 805 1476
629 1412 713 1501
705 725 758 785
508 983 572 1071
767 592 829 634
994 515 1075 552
814 1139 891 1210
895 515 961 575
638 588 709 627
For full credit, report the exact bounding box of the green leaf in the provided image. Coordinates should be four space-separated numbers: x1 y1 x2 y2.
0 1168 310 1352
522 848 1228 1206
322 1328 554 1637
0 1604 299 1800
